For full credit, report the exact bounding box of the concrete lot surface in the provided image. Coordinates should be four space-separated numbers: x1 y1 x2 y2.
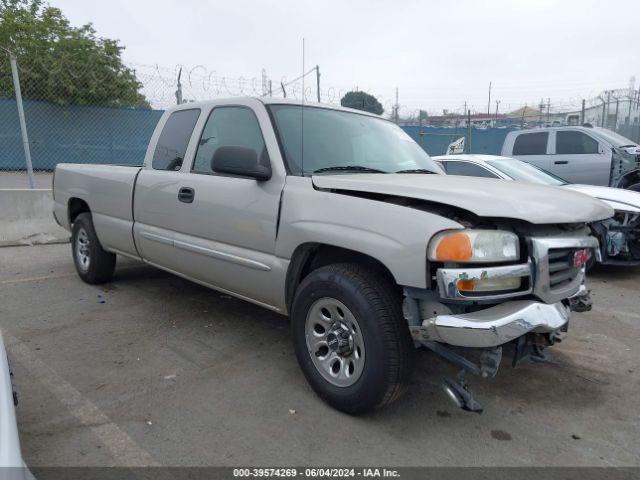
1 244 638 467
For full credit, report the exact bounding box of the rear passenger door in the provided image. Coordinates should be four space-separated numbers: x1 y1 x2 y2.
550 130 609 185
133 108 201 271
510 131 551 172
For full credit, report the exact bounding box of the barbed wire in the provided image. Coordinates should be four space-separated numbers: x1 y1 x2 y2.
1 45 638 118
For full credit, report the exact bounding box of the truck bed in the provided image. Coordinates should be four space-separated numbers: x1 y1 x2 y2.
53 163 142 258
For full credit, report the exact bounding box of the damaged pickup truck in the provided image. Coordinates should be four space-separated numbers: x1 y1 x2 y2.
53 99 613 413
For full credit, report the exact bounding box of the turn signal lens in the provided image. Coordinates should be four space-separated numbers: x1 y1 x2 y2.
456 277 521 292
435 232 472 262
456 278 476 291
428 229 520 263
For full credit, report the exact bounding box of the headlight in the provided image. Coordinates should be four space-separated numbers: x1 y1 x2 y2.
428 229 519 263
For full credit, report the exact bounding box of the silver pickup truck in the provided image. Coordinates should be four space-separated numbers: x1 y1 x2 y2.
53 98 613 413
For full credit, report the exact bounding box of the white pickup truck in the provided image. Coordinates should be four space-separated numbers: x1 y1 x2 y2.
53 98 612 413
502 126 640 189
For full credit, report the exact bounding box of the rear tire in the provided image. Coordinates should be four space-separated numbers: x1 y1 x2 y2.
291 263 414 414
71 213 116 284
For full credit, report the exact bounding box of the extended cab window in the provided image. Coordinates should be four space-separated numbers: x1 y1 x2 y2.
512 132 548 155
442 161 499 178
152 109 200 171
556 131 599 155
192 107 268 174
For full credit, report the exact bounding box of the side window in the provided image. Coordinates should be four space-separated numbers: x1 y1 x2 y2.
512 132 549 156
556 131 599 155
192 107 268 174
152 109 200 170
443 161 500 178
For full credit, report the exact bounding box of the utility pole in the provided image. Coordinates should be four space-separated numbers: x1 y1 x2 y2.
487 81 492 116
546 98 551 124
614 98 620 131
261 68 268 96
539 99 545 125
394 87 399 124
606 90 611 127
175 67 183 105
600 95 606 127
466 109 472 153
315 65 321 103
581 99 586 125
269 80 272 97
495 100 500 122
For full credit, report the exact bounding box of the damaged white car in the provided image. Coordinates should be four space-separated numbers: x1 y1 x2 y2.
0 330 33 480
436 154 640 268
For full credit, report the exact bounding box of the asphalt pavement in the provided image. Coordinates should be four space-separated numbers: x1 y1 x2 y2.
1 244 638 467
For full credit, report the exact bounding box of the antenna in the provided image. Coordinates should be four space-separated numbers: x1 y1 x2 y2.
301 37 305 176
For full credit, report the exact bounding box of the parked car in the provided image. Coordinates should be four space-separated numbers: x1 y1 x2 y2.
53 98 613 413
435 154 640 267
501 126 640 189
0 329 34 480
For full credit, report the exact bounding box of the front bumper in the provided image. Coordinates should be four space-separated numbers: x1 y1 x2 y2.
409 300 570 348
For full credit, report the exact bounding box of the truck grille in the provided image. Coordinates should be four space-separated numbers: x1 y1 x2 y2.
547 248 582 290
528 234 597 304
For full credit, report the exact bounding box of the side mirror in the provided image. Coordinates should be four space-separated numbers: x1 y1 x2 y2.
211 146 271 181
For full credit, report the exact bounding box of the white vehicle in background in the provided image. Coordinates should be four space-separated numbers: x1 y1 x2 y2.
435 154 640 267
0 329 33 480
501 126 640 190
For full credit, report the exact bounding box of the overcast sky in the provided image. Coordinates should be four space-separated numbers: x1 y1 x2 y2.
52 0 639 114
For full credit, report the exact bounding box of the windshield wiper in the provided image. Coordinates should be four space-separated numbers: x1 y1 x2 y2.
395 169 437 174
313 166 386 174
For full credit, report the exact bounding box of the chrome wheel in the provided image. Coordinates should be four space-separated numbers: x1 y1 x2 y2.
75 227 91 272
305 297 365 387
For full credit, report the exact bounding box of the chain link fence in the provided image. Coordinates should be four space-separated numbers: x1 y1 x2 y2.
2 49 640 187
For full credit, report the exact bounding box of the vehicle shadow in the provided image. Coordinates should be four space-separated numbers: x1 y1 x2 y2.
588 263 640 280
109 262 610 428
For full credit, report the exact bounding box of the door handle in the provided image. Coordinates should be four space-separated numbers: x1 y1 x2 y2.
554 160 569 165
178 187 195 203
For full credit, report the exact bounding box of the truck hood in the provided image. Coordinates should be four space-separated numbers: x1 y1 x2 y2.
312 174 614 224
563 184 640 213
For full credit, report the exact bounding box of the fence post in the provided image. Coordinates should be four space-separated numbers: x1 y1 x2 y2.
9 53 36 189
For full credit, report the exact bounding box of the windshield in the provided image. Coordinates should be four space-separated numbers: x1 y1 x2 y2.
592 127 638 148
268 105 444 175
486 159 568 186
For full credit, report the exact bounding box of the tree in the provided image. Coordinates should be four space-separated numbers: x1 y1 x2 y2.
0 0 149 108
340 90 384 115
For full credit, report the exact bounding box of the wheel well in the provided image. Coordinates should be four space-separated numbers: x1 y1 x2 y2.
617 171 640 189
68 198 90 224
285 243 398 312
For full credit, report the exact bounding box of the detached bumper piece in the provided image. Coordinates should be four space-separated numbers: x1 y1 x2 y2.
408 299 570 413
409 300 570 348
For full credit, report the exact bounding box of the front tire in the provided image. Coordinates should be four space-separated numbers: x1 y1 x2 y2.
291 263 414 413
71 213 116 284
